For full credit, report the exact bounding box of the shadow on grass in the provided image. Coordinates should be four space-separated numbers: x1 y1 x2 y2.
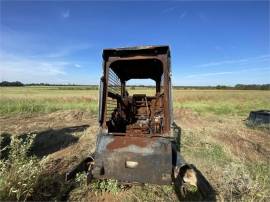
0 124 89 159
30 172 75 201
0 133 12 159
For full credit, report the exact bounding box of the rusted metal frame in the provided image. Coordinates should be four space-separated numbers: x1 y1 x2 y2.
98 78 104 125
122 55 165 135
158 54 170 135
108 69 121 85
107 76 120 85
168 56 174 128
106 98 117 119
108 70 121 94
156 80 161 93
121 81 126 97
108 80 120 87
107 85 120 92
102 60 109 128
107 88 121 95
161 73 164 92
103 59 121 127
107 85 121 89
107 86 121 95
104 60 124 126
106 55 161 63
102 46 170 61
108 77 120 85
99 61 106 126
104 55 167 133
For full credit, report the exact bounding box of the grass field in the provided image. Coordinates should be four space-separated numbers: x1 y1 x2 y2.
0 86 270 201
1 86 269 116
0 86 99 115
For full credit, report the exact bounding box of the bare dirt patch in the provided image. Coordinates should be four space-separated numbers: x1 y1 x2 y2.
1 110 98 174
0 110 94 135
42 124 98 175
174 108 205 129
174 109 270 163
205 117 270 162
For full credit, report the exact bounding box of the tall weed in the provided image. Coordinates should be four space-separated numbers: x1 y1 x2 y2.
0 135 42 201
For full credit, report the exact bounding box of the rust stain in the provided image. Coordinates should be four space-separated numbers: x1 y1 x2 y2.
107 136 155 150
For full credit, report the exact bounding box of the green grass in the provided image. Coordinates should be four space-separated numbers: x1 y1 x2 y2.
1 87 269 117
0 135 42 201
0 87 98 116
246 162 270 191
0 97 98 115
173 90 270 116
181 130 231 166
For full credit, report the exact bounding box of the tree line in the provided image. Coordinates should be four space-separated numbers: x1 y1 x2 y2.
0 81 24 86
0 81 269 90
173 84 270 90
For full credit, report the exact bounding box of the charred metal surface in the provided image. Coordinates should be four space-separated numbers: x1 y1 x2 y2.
102 46 170 61
92 45 181 185
91 46 191 187
247 110 270 126
99 45 172 136
66 46 215 198
106 136 155 150
92 134 179 185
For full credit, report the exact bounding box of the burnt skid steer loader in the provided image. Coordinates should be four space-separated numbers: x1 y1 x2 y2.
66 46 214 200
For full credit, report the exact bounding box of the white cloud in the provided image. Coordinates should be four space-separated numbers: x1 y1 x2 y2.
0 25 91 59
0 26 95 84
198 12 208 22
185 67 270 79
0 52 69 83
193 55 270 68
161 6 178 14
61 9 70 19
37 44 91 58
214 46 223 51
179 12 187 20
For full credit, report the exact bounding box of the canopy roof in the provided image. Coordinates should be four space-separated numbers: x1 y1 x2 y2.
103 45 170 60
110 59 163 82
103 45 170 82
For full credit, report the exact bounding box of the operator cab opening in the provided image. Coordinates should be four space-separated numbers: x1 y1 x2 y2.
103 58 165 136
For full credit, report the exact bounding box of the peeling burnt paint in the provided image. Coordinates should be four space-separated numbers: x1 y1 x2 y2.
96 135 171 155
107 136 152 150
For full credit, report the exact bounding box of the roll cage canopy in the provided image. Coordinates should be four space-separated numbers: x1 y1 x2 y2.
102 45 170 82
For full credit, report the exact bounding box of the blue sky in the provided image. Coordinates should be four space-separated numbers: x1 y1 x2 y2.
0 1 269 86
